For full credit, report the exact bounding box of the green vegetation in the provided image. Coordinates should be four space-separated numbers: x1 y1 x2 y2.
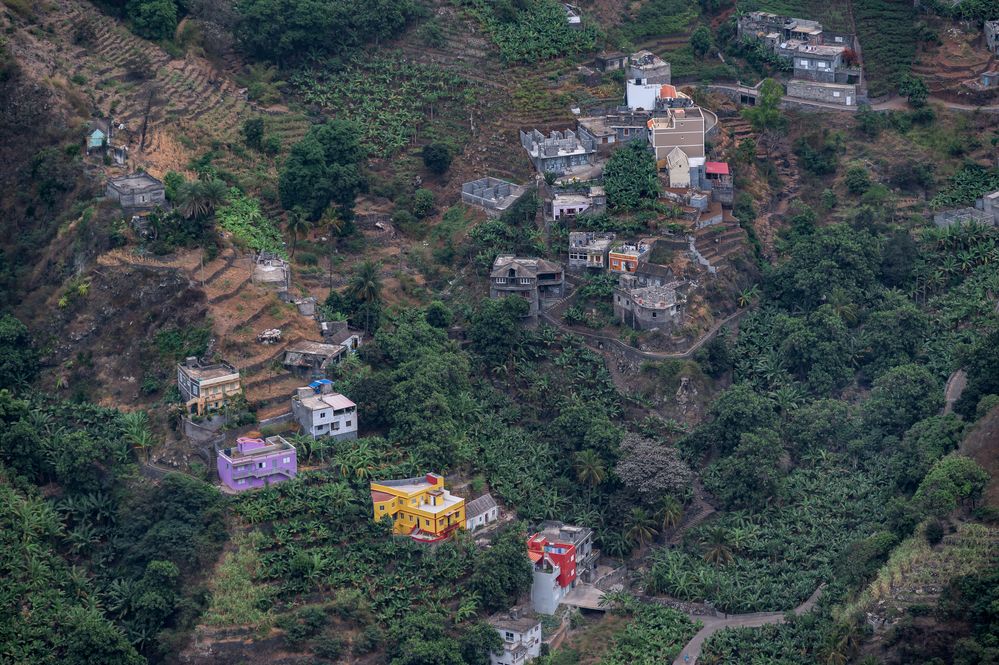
930 164 999 209
216 188 286 256
460 0 598 63
621 0 698 41
597 596 698 664
0 387 227 663
604 142 660 210
236 0 418 64
279 120 367 224
852 0 916 97
291 57 474 157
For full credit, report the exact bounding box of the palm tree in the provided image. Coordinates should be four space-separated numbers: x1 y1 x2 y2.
286 207 312 258
574 449 606 487
625 507 658 547
347 260 383 333
178 180 228 220
657 496 683 532
738 284 760 308
701 527 734 567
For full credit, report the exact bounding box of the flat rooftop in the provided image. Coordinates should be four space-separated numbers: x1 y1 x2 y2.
489 607 540 633
625 284 679 310
180 361 238 381
109 173 161 190
220 435 293 461
297 392 356 412
570 231 615 250
286 341 345 357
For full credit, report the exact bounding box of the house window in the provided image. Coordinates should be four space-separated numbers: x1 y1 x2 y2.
258 462 266 469
425 519 430 527
799 59 808 67
505 632 515 641
652 312 658 318
520 278 531 284
379 505 385 511
237 479 246 485
332 422 340 430
835 36 843 43
282 456 291 464
833 91 841 97
495 277 506 284
346 421 352 427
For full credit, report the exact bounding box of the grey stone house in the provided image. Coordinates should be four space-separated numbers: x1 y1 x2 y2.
520 129 596 176
106 173 166 210
594 51 628 72
614 271 686 331
489 255 565 317
283 341 346 378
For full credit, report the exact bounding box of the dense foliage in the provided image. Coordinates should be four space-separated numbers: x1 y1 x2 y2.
852 0 916 96
604 142 660 210
291 57 474 158
215 188 286 256
460 0 598 63
279 120 367 221
236 0 418 64
0 389 227 663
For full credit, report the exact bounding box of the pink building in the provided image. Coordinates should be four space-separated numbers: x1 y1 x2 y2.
217 435 297 492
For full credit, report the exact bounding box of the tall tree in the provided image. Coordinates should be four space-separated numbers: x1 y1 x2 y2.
603 141 659 209
279 121 367 221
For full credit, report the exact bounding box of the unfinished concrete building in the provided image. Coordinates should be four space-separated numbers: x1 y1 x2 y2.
461 177 527 215
985 20 998 55
106 173 165 210
253 252 290 291
568 232 615 270
737 11 825 46
520 129 596 177
489 255 565 317
614 273 686 331
283 341 346 378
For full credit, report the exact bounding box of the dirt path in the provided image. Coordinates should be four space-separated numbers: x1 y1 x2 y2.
672 584 825 665
943 369 967 415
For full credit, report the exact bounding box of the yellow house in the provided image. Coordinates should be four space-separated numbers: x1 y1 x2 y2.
370 473 466 542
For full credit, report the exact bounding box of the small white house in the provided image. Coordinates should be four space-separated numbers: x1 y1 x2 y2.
291 383 358 441
489 607 543 665
465 494 500 531
666 146 690 188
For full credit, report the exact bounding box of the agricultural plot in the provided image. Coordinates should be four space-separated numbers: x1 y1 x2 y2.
291 55 476 157
852 0 917 96
645 465 892 613
460 0 598 63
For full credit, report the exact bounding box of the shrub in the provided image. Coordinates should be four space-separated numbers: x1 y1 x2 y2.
413 188 435 218
924 519 944 545
242 117 265 150
422 143 452 175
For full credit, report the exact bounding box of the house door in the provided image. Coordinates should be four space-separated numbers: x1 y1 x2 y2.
846 96 853 105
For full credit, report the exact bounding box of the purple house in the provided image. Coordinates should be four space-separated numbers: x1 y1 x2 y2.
217 435 297 492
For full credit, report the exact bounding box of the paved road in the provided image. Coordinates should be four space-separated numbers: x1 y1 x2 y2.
671 585 825 665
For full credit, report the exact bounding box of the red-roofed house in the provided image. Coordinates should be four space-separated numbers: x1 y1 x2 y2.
703 161 734 205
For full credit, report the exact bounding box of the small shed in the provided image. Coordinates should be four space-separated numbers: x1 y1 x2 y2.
982 71 999 89
87 128 107 152
594 51 628 72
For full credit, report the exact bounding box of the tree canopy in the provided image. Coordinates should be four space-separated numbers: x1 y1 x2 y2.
279 120 367 221
604 142 660 209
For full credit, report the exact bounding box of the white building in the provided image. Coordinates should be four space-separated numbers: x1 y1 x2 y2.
489 607 543 665
291 382 358 440
465 494 500 531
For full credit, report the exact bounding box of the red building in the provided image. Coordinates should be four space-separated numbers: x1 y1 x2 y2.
527 532 578 613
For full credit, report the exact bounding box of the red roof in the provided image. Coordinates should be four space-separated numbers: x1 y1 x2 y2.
371 490 393 502
705 161 730 175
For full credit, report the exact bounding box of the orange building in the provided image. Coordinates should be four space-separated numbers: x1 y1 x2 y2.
608 241 652 273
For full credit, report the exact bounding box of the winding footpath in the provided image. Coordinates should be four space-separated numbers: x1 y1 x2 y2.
671 584 825 665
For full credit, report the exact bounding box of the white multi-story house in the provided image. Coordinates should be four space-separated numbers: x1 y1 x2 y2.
291 382 358 440
489 607 543 665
